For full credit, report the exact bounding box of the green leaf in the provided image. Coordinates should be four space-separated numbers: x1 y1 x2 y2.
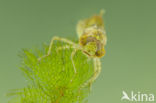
9 41 94 103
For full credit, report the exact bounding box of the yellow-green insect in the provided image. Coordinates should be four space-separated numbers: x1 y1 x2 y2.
38 10 107 88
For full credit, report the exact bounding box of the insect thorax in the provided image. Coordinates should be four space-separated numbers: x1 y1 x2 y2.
79 26 106 58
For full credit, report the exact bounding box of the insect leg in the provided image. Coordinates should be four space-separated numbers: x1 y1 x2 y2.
38 36 77 61
70 49 78 82
55 44 81 83
81 58 101 88
56 45 71 52
56 45 79 53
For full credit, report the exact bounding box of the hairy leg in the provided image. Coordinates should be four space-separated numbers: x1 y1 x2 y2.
56 45 79 53
70 49 78 83
38 36 77 61
81 58 101 88
78 58 101 100
56 45 71 52
56 45 79 79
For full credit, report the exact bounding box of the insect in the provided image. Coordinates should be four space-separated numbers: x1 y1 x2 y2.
38 10 107 88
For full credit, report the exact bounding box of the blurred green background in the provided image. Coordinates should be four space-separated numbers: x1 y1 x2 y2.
0 0 156 103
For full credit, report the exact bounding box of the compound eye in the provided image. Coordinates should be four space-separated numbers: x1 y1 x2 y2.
95 47 105 58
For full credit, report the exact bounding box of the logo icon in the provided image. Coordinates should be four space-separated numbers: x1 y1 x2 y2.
121 91 155 102
121 91 130 101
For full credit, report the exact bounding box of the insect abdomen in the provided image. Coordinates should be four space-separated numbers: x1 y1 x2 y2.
76 12 104 38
